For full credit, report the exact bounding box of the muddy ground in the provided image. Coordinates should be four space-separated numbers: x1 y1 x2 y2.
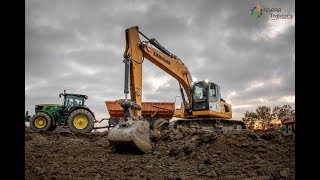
25 126 295 180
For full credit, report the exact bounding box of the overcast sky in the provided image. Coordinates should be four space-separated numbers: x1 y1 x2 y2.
25 0 295 121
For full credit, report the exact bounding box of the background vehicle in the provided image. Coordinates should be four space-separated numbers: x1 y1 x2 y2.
25 90 97 134
107 26 245 153
280 116 295 134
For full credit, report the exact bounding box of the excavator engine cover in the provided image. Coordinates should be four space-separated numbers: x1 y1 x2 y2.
107 119 152 153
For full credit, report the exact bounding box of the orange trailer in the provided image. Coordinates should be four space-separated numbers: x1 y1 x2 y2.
105 100 175 127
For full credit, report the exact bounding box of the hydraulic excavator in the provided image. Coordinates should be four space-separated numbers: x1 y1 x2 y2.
107 26 246 153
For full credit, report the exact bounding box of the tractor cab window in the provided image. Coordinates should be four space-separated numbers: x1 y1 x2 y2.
64 96 84 107
74 97 84 106
65 97 73 107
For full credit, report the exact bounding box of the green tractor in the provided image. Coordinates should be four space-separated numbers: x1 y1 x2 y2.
27 91 96 134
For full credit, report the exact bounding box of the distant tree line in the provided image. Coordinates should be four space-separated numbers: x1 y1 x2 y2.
242 105 295 129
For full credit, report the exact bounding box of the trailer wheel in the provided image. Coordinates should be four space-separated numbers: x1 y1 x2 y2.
67 109 94 134
30 112 53 132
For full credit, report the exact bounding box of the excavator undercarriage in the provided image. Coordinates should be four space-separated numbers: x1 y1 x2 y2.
170 118 246 133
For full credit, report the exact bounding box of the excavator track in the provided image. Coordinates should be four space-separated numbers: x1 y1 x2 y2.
169 118 246 132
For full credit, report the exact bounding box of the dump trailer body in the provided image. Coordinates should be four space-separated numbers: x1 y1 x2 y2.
281 116 295 125
105 100 175 120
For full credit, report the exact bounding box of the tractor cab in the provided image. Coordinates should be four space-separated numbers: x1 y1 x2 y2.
59 92 88 114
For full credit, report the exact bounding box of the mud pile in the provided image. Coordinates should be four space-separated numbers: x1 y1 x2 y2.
25 127 295 179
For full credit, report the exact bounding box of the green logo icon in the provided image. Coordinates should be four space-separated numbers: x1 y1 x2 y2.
251 2 262 18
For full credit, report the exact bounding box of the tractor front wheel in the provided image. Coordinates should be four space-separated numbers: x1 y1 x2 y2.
30 112 53 132
67 109 94 134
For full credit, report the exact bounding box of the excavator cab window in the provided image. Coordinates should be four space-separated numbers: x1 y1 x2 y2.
192 82 209 111
209 83 218 102
193 86 204 100
209 84 216 96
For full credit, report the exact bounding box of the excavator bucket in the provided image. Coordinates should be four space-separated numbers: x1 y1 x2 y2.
107 120 152 153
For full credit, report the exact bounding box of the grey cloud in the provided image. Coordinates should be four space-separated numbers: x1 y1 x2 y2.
25 0 295 120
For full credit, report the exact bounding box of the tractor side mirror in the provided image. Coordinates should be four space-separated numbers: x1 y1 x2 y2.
59 93 62 98
25 111 28 116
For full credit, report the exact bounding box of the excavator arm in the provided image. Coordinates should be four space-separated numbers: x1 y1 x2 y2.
123 26 193 116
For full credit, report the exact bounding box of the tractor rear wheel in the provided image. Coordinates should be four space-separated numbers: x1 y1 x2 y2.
30 112 53 132
67 109 94 134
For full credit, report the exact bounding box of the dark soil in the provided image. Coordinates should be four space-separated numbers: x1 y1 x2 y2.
25 126 295 179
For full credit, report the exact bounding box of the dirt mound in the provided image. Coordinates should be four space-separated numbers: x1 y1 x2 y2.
255 128 295 145
25 127 295 179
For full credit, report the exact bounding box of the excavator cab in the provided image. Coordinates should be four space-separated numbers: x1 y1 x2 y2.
192 81 221 112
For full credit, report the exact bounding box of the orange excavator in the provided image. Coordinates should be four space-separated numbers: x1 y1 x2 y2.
107 26 245 153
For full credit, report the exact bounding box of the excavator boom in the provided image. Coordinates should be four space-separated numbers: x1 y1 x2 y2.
123 26 193 116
